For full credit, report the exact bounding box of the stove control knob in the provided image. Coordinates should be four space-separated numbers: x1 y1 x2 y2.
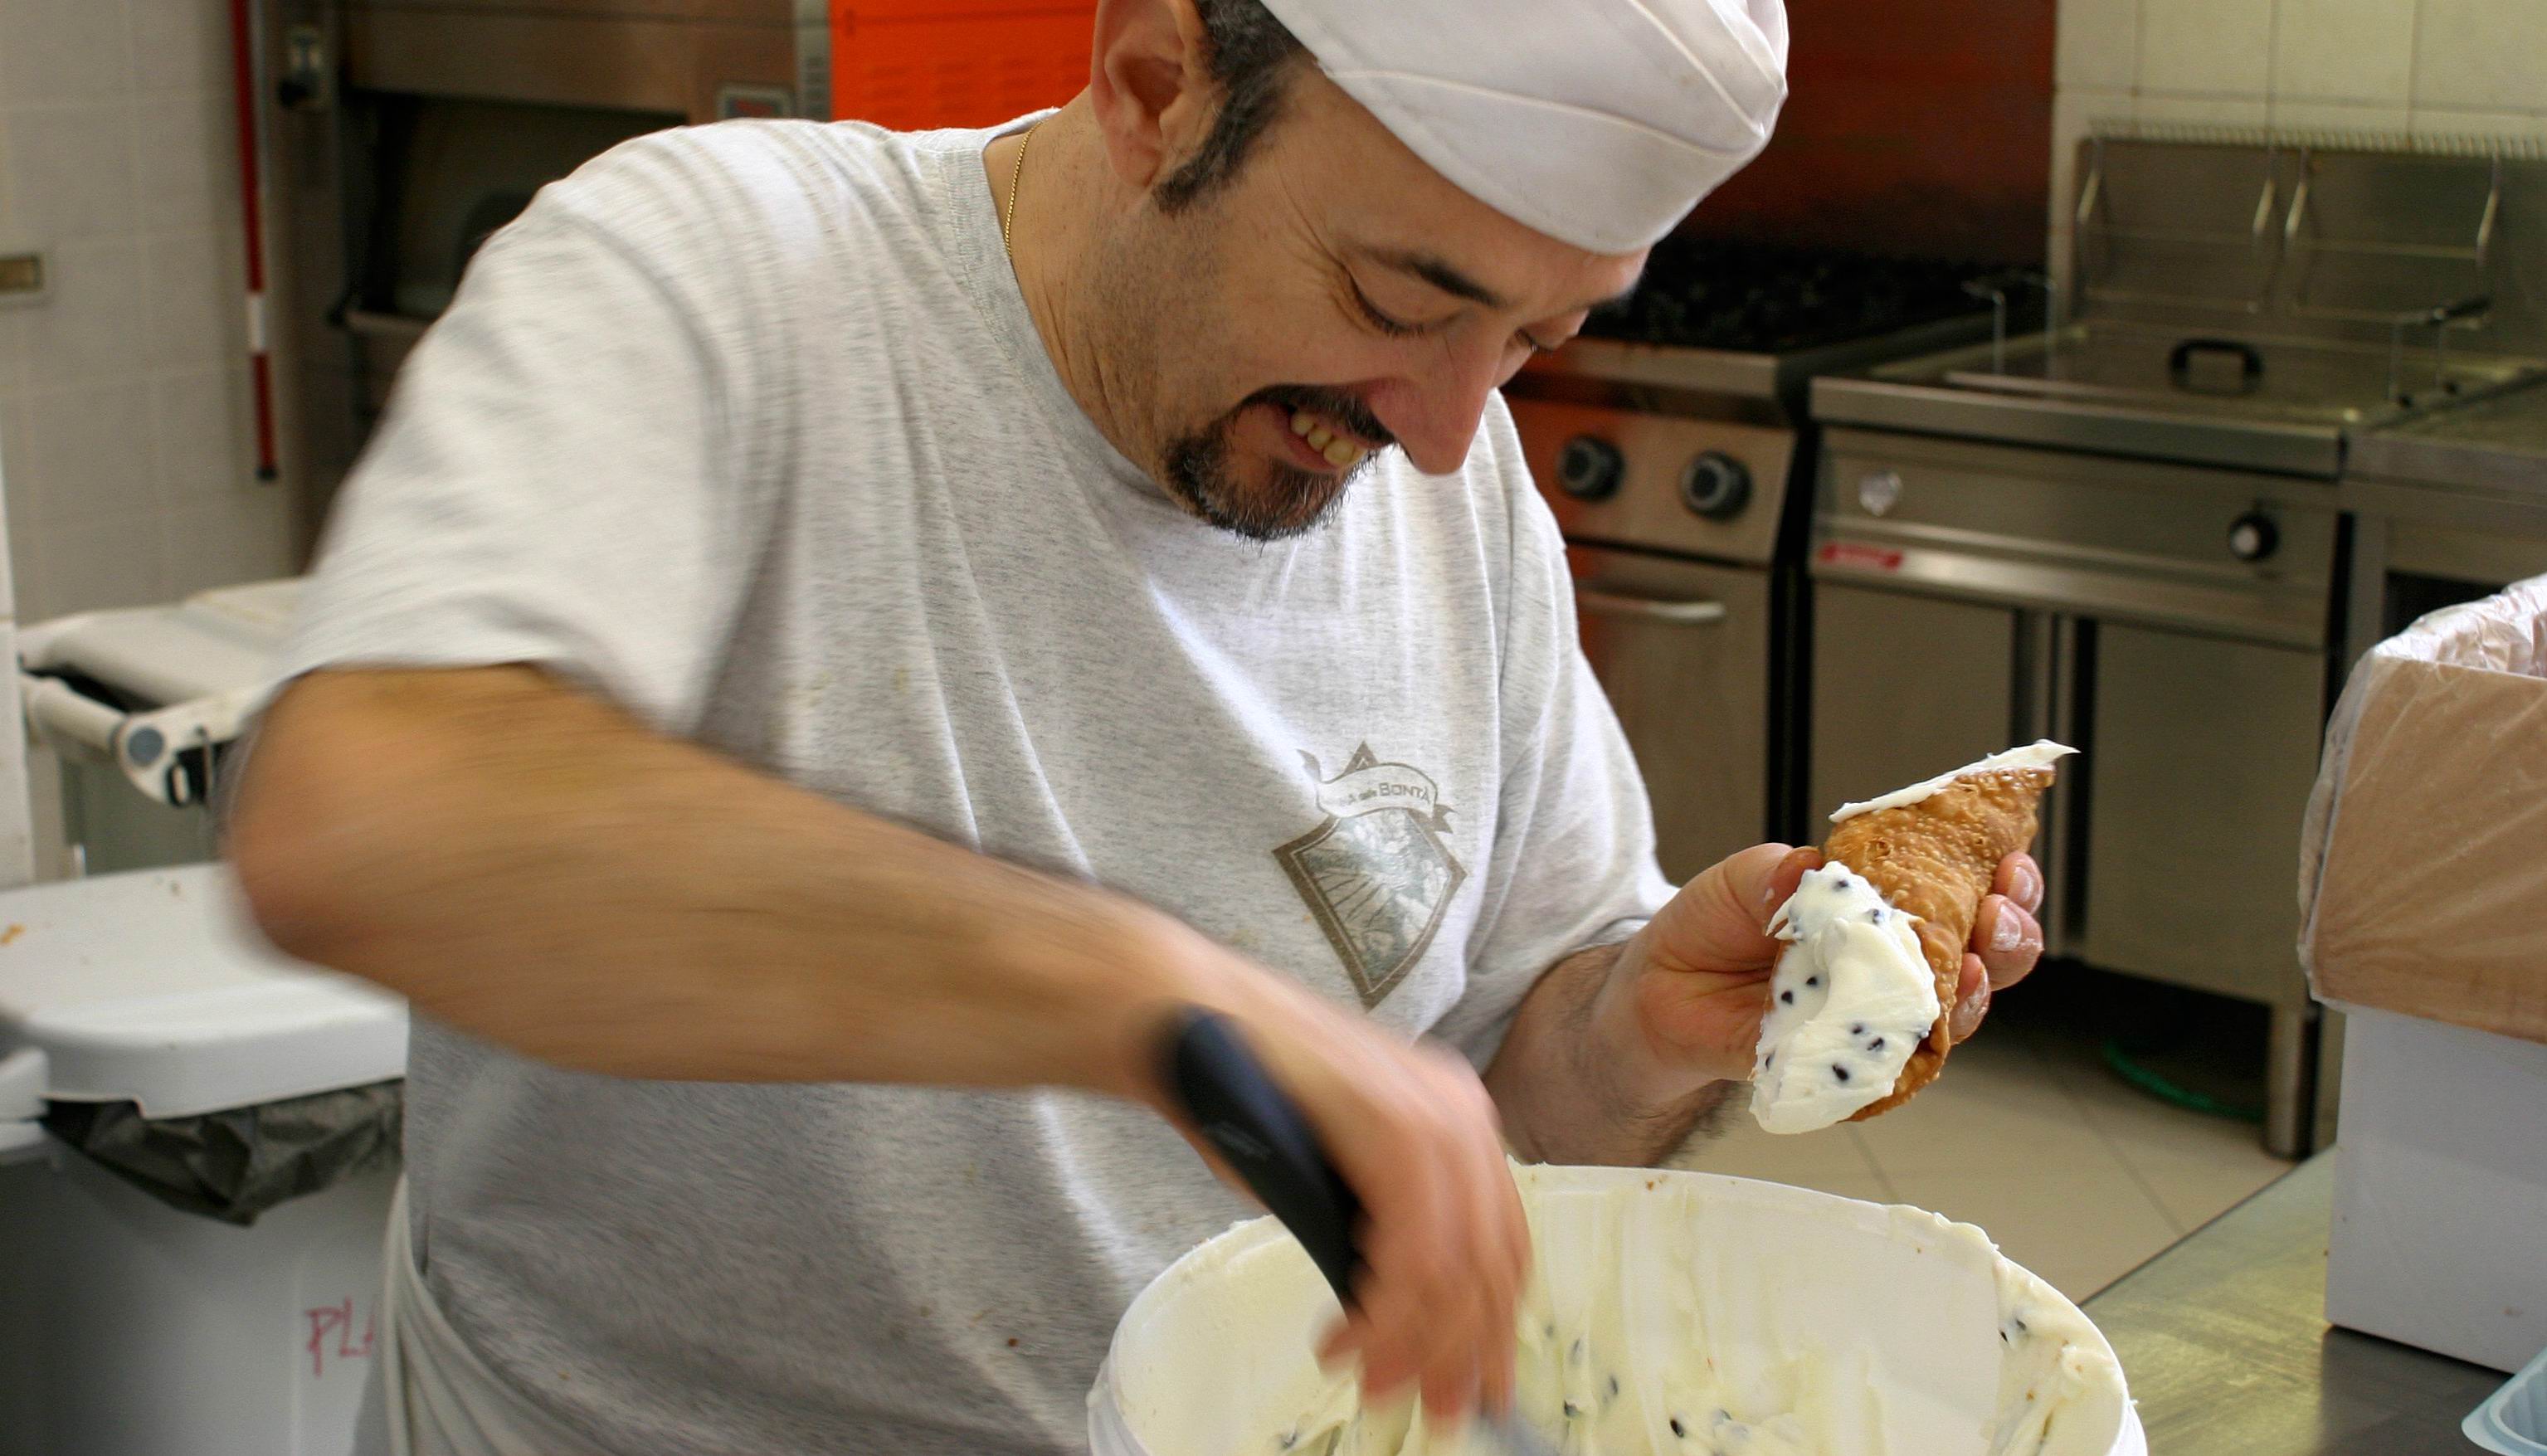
2228 512 2280 562
1556 436 1625 501
1858 469 1905 518
1680 451 1752 519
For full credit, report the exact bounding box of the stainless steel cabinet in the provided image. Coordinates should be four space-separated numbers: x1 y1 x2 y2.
1807 587 2325 1010
1808 584 2018 822
1568 547 1771 885
2077 624 2321 1008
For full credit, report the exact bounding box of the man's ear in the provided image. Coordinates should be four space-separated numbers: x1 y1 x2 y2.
1088 0 1218 192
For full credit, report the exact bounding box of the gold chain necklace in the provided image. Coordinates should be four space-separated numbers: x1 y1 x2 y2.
1002 126 1035 260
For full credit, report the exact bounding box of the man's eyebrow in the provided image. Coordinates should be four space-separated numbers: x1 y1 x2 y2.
1371 249 1508 309
1371 249 1644 317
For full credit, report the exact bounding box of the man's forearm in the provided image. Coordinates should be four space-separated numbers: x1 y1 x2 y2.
1483 940 1736 1166
231 665 1225 1100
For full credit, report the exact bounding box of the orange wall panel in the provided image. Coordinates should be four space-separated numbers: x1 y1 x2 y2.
829 3 1095 130
1695 0 2058 263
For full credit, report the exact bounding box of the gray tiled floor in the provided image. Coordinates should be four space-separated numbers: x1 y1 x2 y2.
1670 1020 2293 1302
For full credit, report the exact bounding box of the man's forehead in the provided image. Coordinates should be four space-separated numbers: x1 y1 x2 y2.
1281 77 1648 313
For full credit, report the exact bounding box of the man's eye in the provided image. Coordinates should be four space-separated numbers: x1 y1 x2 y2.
1349 283 1423 338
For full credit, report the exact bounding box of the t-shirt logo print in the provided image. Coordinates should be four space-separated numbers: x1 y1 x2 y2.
1275 743 1468 1008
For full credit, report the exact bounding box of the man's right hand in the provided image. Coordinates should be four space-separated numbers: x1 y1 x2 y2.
1131 918 1529 1429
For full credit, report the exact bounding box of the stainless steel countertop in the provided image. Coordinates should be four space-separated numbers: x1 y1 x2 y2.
2086 1152 2506 1454
2350 381 2547 495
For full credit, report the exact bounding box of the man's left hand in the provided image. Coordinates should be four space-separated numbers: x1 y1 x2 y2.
1595 844 2047 1098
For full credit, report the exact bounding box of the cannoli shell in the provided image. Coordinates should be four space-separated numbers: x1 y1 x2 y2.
1824 767 2057 1121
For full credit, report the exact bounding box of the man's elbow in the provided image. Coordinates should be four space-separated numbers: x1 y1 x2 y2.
226 681 382 967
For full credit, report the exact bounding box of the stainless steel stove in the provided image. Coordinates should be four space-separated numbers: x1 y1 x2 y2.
1507 239 2016 883
1808 134 2547 1155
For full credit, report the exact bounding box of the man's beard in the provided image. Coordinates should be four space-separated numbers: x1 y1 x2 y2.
1162 385 1394 543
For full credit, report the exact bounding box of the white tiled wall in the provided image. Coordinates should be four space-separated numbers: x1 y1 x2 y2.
2052 0 2547 275
0 0 295 625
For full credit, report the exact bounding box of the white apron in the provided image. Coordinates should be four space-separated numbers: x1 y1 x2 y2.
353 1180 601 1456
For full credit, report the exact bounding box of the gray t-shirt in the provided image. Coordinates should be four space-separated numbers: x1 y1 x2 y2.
282 115 1673 1454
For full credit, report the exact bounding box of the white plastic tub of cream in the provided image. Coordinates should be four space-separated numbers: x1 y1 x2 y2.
1090 1164 2143 1456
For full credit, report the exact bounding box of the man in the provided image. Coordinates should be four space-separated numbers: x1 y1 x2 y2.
230 1 2048 1452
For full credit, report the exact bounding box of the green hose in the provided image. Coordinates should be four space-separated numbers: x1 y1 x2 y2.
2100 1039 2265 1124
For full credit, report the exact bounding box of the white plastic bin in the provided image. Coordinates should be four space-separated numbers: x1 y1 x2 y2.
1092 1163 2145 1456
0 864 407 1456
2 1154 396 1456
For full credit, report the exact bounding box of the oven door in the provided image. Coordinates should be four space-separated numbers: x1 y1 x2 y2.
1567 547 1771 886
267 0 797 526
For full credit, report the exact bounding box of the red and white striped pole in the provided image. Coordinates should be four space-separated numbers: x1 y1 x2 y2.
226 0 280 483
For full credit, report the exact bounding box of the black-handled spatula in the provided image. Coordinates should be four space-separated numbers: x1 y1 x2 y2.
1160 1008 1557 1456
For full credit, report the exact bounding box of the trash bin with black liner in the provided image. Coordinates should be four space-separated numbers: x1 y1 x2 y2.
0 863 406 1456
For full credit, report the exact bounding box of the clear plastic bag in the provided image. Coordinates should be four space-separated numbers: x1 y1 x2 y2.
2301 575 2547 1045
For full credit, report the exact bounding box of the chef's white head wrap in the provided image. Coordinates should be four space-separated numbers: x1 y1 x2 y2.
1254 0 1790 254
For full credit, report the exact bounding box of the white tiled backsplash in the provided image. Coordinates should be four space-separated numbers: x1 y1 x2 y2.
2053 0 2547 271
0 0 295 624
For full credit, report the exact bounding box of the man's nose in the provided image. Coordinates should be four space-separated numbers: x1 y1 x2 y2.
1371 339 1509 475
